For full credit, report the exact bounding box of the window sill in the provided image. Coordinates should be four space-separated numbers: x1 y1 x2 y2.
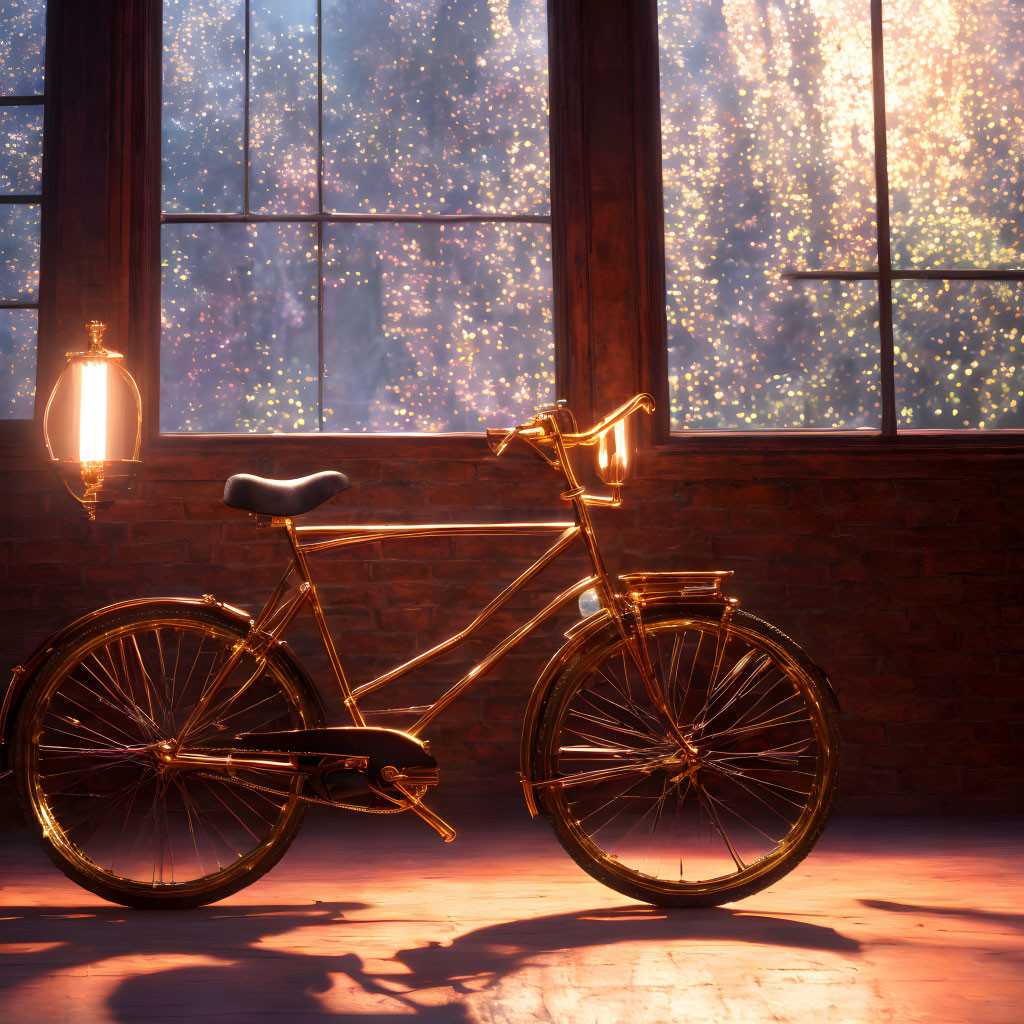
655 429 1024 455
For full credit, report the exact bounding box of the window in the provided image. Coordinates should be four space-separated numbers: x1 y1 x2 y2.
0 0 45 420
658 0 1024 432
160 0 553 434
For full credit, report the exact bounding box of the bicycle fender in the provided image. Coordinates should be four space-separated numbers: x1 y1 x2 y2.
0 596 325 773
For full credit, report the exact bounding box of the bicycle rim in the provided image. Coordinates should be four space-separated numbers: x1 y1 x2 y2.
536 613 838 904
17 609 314 905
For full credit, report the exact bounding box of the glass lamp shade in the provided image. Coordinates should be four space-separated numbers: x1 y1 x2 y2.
43 322 142 518
595 418 631 487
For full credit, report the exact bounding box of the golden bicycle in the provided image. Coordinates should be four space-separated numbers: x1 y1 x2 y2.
4 395 840 909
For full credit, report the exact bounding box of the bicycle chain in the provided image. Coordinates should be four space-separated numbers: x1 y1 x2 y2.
192 771 417 814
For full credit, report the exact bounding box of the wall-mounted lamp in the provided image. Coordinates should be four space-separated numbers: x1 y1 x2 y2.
42 321 142 519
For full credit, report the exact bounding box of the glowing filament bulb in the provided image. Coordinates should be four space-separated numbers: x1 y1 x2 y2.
79 361 108 464
613 419 628 474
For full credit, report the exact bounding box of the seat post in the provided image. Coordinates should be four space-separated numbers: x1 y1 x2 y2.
282 519 366 726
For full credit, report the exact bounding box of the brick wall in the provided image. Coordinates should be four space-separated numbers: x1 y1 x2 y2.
1 438 1022 821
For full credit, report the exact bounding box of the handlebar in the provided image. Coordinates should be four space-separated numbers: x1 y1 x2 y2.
486 393 655 456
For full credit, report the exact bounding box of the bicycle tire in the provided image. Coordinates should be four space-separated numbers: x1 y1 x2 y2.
532 608 839 907
13 601 322 909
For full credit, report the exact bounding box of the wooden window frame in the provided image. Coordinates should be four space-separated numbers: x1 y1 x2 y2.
12 0 1022 464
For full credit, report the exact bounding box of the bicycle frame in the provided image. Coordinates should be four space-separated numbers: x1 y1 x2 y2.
179 518 606 748
175 395 694 766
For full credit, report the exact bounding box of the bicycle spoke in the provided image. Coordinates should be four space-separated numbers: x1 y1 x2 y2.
184 662 267 742
664 630 686 719
83 652 161 739
579 687 661 742
110 780 143 874
701 679 798 737
196 777 266 843
47 709 139 751
693 783 746 871
195 691 288 735
698 651 774 728
50 685 143 746
578 779 662 842
539 760 660 789
574 774 654 829
703 760 803 824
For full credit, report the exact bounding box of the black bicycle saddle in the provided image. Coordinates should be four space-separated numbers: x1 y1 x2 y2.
223 470 351 517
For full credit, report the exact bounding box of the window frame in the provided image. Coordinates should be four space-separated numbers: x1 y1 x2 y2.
13 0 1024 459
0 0 47 430
160 0 557 438
654 0 1024 443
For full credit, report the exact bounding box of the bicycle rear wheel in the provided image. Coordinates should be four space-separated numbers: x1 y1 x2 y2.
532 609 839 906
14 602 321 909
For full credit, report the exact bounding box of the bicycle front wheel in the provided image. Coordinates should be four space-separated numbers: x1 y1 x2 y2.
14 602 322 909
532 609 839 907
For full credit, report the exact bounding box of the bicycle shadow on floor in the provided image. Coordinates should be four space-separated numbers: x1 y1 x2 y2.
0 900 860 1023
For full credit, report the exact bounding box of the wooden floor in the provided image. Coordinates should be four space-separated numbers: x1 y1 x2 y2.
1 807 1022 1024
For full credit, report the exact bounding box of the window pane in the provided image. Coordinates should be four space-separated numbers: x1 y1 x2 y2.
321 0 549 216
249 0 318 215
0 106 42 193
668 279 880 429
0 0 45 96
322 221 553 431
0 202 39 301
659 0 877 430
886 2 1024 270
161 223 318 432
0 307 36 417
162 0 245 213
893 280 1024 429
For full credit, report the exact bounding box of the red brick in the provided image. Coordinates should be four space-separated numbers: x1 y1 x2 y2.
7 563 81 585
961 767 1024 796
909 650 997 677
796 534 861 561
837 501 898 526
425 482 499 506
211 541 285 565
862 549 924 577
823 479 895 505
969 676 1023 699
953 499 1011 523
924 549 1007 575
928 742 1024 768
15 539 112 564
711 534 797 558
114 542 189 563
886 721 975 745
843 743 924 769
839 720 888 745
377 608 434 632
730 509 834 535
687 482 790 508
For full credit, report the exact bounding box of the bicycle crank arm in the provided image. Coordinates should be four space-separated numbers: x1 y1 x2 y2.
371 779 457 842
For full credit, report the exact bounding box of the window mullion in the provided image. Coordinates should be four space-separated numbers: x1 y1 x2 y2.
316 0 324 431
870 0 897 438
243 0 251 218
